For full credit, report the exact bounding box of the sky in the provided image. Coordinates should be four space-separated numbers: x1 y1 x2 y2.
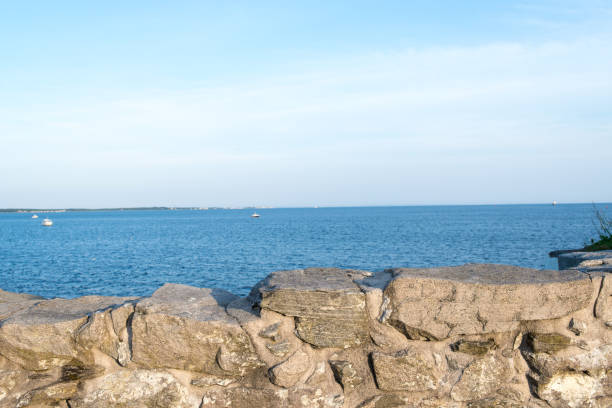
1 1 611 208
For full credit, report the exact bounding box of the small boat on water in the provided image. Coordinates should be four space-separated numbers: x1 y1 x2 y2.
251 212 260 218
31 214 39 219
41 218 53 227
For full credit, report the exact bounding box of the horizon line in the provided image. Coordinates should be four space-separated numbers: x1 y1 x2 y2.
1 201 610 212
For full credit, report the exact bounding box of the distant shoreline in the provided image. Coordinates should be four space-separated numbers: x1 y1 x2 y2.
0 202 610 213
0 207 251 213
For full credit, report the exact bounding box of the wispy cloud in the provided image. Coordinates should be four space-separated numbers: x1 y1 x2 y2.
1 30 611 206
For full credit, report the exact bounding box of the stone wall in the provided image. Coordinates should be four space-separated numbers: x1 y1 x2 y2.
1 260 611 407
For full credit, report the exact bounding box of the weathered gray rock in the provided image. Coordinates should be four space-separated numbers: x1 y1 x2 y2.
329 360 363 390
522 344 612 380
384 264 592 340
200 385 344 408
252 268 370 348
269 348 312 388
371 349 440 392
15 380 78 408
0 296 132 370
267 339 291 357
131 283 261 375
200 387 287 408
450 338 497 356
558 250 612 270
450 354 511 401
75 301 136 366
259 322 281 341
69 369 200 408
0 263 609 407
0 289 44 303
527 333 572 354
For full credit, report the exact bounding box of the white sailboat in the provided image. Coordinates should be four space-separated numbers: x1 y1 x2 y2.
41 218 53 226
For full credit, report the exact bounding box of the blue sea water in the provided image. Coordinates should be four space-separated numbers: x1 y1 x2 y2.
0 204 607 299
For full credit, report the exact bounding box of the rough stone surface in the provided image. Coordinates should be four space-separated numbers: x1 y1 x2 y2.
450 338 497 356
131 283 262 375
259 322 281 341
384 264 592 339
266 339 291 357
0 296 132 370
536 371 608 408
252 268 370 348
450 354 512 401
0 289 44 303
0 261 610 407
329 360 363 390
269 348 312 388
371 349 440 392
68 369 200 408
527 332 572 354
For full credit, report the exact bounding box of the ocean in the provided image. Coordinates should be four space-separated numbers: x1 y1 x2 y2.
0 204 606 299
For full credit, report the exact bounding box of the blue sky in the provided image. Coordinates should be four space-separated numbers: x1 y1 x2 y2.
1 1 611 207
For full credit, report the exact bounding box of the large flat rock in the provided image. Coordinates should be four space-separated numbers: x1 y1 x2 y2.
251 268 371 348
69 369 201 408
0 296 132 370
558 250 612 270
383 264 593 340
131 283 262 375
0 289 44 303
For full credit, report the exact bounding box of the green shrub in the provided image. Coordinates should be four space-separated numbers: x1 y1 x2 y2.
584 205 612 251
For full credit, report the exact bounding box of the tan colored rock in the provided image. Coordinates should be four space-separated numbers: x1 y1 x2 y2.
0 296 132 370
190 374 236 387
16 381 78 408
131 283 261 375
450 338 497 356
522 344 611 380
450 354 511 401
200 387 288 408
75 301 135 366
269 348 313 388
528 333 572 354
329 360 363 390
267 340 291 357
384 264 592 340
69 369 200 408
368 320 411 352
252 268 370 348
200 385 344 408
259 322 281 341
0 289 44 303
371 349 440 392
536 371 608 408
0 300 40 322
0 370 28 406
466 396 523 408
